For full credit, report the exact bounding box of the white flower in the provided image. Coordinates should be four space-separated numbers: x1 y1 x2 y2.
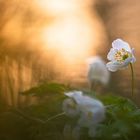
62 98 80 117
77 95 105 137
87 56 110 85
65 91 83 105
64 91 105 123
65 91 83 99
63 91 83 117
77 96 105 127
106 39 136 72
63 91 105 137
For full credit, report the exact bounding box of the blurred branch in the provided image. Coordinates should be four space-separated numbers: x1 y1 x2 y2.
12 108 65 124
13 108 45 123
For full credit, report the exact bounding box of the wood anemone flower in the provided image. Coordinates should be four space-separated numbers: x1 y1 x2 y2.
87 56 110 86
106 39 136 72
106 38 136 96
63 91 105 137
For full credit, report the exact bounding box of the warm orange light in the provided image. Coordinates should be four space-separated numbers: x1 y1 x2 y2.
36 0 106 63
41 17 97 61
35 0 78 15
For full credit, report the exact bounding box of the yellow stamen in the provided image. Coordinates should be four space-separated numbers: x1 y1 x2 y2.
115 48 130 62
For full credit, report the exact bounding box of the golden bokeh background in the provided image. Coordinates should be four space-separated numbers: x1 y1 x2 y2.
0 0 140 106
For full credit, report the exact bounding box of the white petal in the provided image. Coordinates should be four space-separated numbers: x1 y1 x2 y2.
65 91 83 98
131 57 136 63
78 113 91 127
122 57 133 67
106 62 119 72
112 39 131 52
107 48 117 61
65 91 75 97
131 48 135 54
78 107 104 128
131 48 136 63
107 57 133 72
65 91 86 105
62 99 80 117
92 108 105 123
77 97 105 127
78 96 104 110
87 57 110 85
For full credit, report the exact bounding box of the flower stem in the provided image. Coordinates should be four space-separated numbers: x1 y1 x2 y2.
130 63 134 97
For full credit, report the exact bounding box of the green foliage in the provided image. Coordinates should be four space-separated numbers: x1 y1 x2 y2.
94 95 140 140
20 82 71 98
0 83 140 140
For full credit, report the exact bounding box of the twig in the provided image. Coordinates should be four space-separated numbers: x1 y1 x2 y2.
13 108 45 123
13 109 65 124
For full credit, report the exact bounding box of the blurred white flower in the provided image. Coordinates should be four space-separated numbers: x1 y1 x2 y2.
64 91 105 122
65 91 83 102
87 56 110 86
63 91 83 117
63 91 105 137
77 95 105 127
77 95 105 137
63 98 80 117
106 39 136 72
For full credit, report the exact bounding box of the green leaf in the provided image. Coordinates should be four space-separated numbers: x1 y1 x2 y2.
20 82 70 97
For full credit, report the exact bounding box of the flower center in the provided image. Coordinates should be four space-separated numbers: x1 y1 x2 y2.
115 48 130 62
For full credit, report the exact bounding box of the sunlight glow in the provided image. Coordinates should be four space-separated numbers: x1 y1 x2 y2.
36 0 75 15
36 0 105 62
35 0 93 15
41 17 96 61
